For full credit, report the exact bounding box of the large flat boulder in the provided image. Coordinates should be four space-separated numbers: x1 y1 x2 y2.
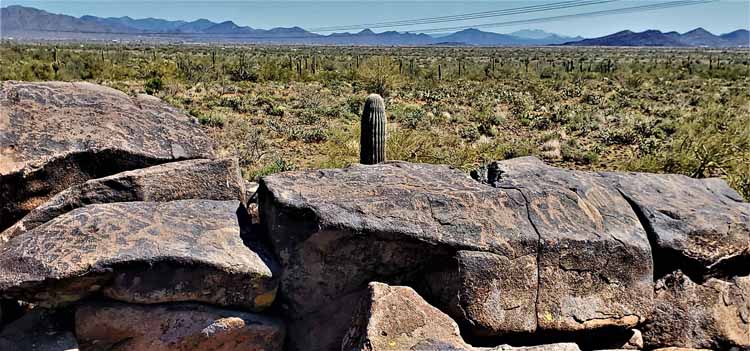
641 271 750 349
259 162 538 350
0 158 246 244
492 157 653 332
600 172 750 278
0 81 214 232
75 301 284 351
0 199 277 311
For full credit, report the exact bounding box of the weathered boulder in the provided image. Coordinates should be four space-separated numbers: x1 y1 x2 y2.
259 159 659 349
421 250 538 336
600 172 750 279
75 301 284 351
342 282 472 351
0 308 78 351
642 271 750 349
0 158 246 244
0 81 214 232
491 157 653 332
0 199 277 310
259 162 538 350
483 345 581 351
342 282 581 351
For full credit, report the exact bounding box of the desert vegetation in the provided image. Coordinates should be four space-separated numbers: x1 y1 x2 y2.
1 42 748 199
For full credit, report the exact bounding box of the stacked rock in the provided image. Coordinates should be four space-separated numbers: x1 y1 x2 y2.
2 82 748 351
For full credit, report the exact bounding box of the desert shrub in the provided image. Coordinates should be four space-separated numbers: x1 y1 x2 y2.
144 77 163 95
247 158 296 181
391 104 426 129
356 56 400 97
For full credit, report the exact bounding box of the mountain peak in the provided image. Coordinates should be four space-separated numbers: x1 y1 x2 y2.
685 27 712 34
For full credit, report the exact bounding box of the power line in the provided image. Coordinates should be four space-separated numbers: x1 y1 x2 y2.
413 0 715 34
6 0 716 41
309 0 619 32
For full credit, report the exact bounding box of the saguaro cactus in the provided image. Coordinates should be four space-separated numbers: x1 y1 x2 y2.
360 94 387 165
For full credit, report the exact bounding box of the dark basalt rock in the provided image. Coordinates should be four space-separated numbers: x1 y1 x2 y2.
0 308 78 351
75 301 285 351
0 158 246 244
259 160 658 349
342 282 474 351
0 199 278 311
259 161 537 350
492 157 653 332
342 282 582 351
600 171 750 280
641 271 750 349
0 81 215 232
421 250 538 336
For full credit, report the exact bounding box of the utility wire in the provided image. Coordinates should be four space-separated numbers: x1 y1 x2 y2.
415 0 716 33
309 0 619 32
8 0 715 40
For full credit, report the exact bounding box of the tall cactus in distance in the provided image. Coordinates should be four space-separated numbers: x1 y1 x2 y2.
360 94 387 165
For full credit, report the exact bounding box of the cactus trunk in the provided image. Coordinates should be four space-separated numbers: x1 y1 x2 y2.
360 94 387 165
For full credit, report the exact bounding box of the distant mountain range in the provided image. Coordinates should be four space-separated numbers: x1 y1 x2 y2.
1 5 747 47
563 28 749 47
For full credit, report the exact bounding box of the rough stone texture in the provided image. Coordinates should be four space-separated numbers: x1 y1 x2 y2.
482 345 581 351
0 308 79 351
601 171 750 279
0 81 215 232
259 162 538 350
421 250 538 336
622 329 644 350
0 200 277 310
642 271 750 349
75 301 284 351
492 157 653 332
341 282 581 351
0 158 246 244
342 282 472 351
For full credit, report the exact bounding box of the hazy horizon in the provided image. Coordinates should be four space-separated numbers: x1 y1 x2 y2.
2 0 748 37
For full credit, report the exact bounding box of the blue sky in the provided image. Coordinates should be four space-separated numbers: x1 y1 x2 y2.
3 0 748 37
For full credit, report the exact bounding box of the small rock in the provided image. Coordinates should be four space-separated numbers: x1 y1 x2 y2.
75 301 284 351
342 282 471 351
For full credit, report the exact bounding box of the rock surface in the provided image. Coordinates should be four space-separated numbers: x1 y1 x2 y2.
0 199 277 310
642 271 750 349
259 159 659 349
259 161 538 350
342 282 582 351
0 81 214 232
0 308 78 351
421 250 538 336
0 158 246 244
75 301 284 351
492 157 653 332
342 282 472 351
601 171 750 279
